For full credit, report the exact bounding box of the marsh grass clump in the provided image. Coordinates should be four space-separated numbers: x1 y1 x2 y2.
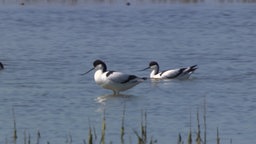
87 123 93 144
133 111 157 144
8 99 227 144
177 98 228 144
121 104 126 144
12 107 18 141
133 111 147 144
100 110 106 144
85 109 156 144
177 133 183 144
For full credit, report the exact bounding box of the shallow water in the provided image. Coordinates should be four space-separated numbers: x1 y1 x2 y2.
0 3 256 144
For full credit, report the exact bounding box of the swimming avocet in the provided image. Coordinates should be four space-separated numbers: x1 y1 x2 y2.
82 59 146 95
0 62 4 70
142 61 197 80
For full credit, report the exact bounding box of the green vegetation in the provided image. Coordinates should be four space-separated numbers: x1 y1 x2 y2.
7 99 230 144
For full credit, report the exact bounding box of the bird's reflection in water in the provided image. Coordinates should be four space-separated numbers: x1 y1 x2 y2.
95 93 135 103
149 78 175 87
95 93 136 113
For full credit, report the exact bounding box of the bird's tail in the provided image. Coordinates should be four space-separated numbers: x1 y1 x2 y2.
190 65 198 72
183 65 197 74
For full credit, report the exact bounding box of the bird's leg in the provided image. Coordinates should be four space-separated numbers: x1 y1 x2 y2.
112 90 117 96
112 90 119 96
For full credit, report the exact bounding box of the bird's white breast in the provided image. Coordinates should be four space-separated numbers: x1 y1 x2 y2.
94 69 106 86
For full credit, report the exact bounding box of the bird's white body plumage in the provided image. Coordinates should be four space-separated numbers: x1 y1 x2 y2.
85 60 146 95
145 61 197 80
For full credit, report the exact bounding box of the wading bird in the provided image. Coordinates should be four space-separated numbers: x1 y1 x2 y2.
82 60 146 95
142 61 197 80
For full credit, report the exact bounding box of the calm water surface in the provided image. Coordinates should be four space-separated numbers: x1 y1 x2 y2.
0 3 256 144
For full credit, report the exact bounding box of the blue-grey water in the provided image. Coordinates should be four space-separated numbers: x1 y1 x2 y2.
0 3 256 144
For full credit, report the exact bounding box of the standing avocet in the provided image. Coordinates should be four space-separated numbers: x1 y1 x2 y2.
82 59 146 95
0 62 4 70
142 61 197 80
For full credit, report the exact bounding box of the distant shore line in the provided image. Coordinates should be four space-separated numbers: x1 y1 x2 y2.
1 0 256 6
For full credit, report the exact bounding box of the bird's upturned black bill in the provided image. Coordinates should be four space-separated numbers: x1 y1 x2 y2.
81 67 94 75
140 67 150 71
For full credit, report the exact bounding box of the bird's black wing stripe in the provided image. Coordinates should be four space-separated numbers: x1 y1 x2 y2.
167 68 185 79
160 70 167 76
121 75 137 84
106 71 115 77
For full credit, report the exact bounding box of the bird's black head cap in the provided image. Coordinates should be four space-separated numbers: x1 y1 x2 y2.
149 61 158 67
93 59 107 72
